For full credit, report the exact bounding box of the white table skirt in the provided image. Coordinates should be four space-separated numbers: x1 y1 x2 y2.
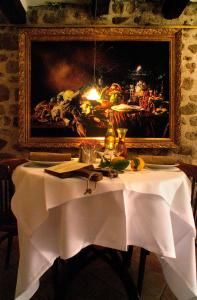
11 165 197 300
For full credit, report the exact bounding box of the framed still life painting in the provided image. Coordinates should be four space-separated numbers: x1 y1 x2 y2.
18 27 181 148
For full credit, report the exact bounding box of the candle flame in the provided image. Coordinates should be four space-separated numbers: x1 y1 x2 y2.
84 87 101 101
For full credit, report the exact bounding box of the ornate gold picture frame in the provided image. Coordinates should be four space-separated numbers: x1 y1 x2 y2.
18 27 181 149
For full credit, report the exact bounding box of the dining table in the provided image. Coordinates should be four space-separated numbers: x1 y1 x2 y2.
11 161 197 300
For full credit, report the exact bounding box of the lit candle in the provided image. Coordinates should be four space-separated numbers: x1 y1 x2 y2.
84 87 100 101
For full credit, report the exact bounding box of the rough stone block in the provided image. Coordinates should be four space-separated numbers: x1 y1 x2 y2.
0 84 9 101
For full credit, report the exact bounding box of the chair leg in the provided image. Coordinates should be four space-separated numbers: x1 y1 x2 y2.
52 257 65 300
121 245 134 268
5 234 13 269
137 248 149 296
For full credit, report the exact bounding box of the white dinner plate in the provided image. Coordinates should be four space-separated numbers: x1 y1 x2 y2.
145 163 179 169
111 104 141 112
28 160 64 166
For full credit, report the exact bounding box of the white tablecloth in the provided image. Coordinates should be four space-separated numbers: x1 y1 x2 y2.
11 164 197 300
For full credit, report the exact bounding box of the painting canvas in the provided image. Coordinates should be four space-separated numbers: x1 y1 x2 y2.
19 27 181 148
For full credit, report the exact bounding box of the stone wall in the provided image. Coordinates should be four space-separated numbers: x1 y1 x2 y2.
0 27 20 157
26 1 197 26
180 28 197 160
0 1 196 159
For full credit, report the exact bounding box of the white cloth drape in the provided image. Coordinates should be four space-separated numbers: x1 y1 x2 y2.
11 165 197 300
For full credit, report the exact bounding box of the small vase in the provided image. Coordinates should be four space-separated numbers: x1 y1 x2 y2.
115 128 128 158
79 145 97 164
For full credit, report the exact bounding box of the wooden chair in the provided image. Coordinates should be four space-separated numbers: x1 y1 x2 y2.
0 158 27 269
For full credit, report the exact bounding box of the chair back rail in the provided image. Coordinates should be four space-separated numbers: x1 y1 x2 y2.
0 179 9 213
0 165 14 217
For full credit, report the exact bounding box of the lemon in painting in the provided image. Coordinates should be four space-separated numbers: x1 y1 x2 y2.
130 157 145 171
63 90 74 101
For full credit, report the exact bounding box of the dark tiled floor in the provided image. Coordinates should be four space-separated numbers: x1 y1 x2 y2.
0 235 177 300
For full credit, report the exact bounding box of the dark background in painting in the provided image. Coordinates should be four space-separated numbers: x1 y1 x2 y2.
31 40 169 137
